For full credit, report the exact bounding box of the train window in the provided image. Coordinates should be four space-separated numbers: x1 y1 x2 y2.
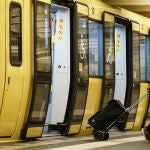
89 20 103 76
71 11 89 123
30 84 49 122
140 36 150 81
104 22 115 80
103 21 115 103
132 32 140 82
35 2 51 72
10 3 22 66
29 2 51 123
77 16 89 83
130 31 140 110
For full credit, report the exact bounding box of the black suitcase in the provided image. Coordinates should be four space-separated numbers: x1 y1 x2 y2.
88 99 126 131
88 89 150 141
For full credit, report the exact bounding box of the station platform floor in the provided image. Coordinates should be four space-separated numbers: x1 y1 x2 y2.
0 130 149 150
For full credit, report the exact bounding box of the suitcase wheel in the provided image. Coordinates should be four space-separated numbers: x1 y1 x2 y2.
94 131 109 141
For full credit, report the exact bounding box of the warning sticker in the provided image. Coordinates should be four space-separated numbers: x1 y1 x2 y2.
52 36 56 43
116 34 121 52
57 19 64 41
79 63 83 72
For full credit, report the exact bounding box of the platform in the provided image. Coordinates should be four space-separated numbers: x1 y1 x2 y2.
0 130 149 150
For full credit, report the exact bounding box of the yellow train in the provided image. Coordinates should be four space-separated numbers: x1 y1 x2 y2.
78 0 150 134
0 0 149 142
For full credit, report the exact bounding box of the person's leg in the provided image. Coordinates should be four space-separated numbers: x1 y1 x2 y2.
142 124 150 141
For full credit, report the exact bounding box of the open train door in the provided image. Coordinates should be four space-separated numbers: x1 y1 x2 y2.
125 21 141 130
59 1 89 135
143 32 150 127
22 0 52 138
0 0 24 137
141 33 150 126
102 12 133 129
79 19 104 135
133 31 150 130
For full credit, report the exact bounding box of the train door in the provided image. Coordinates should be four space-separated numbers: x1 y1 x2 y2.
0 0 24 137
22 0 52 138
0 0 5 109
125 22 141 129
45 3 71 127
138 35 150 126
133 34 150 130
102 12 132 129
59 2 89 135
80 20 103 135
143 35 150 126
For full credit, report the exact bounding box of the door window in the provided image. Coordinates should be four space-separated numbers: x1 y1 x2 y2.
29 1 51 123
31 84 49 122
140 36 150 81
36 2 51 72
10 3 22 66
103 20 115 106
89 20 103 76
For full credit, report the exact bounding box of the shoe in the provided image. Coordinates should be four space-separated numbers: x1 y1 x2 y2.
142 126 150 141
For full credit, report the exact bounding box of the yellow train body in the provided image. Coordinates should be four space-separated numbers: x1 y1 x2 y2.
0 0 149 141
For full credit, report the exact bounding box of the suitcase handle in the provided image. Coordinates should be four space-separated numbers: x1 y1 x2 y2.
125 88 150 112
105 88 150 132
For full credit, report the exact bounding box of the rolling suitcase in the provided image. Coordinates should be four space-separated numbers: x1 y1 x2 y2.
88 89 150 141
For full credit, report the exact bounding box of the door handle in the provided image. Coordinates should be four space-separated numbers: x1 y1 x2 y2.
8 76 10 85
